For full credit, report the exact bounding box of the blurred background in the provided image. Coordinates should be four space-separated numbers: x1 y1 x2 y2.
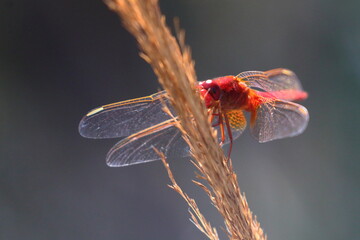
1 0 359 239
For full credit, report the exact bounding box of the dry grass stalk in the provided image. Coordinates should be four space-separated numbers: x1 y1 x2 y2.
155 149 219 240
105 0 266 239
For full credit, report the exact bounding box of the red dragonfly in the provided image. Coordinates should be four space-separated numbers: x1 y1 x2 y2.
79 68 309 167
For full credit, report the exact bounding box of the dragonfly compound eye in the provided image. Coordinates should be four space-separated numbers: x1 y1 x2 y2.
209 85 221 100
201 80 222 101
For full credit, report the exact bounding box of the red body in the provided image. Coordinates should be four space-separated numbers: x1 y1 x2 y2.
197 75 308 127
198 75 307 112
257 90 308 101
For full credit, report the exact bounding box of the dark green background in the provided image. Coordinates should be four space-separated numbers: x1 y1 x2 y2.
1 0 359 239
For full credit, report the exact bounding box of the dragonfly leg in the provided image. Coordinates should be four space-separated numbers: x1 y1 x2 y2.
224 113 233 161
218 112 226 146
209 104 229 159
209 105 221 127
212 115 220 127
209 110 217 126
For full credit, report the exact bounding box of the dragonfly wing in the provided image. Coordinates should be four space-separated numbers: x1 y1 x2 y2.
212 110 247 145
106 119 190 167
237 69 305 101
79 91 176 139
250 99 309 143
226 110 247 143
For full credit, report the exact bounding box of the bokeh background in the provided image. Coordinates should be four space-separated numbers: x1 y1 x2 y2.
1 0 359 239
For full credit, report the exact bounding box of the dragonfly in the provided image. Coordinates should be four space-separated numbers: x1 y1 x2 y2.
79 68 309 167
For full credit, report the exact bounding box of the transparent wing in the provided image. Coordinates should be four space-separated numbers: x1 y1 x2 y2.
237 68 306 101
250 99 309 143
106 119 190 167
79 90 175 139
105 110 246 167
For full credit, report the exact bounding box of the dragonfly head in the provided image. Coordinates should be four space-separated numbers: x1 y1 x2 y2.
198 79 222 108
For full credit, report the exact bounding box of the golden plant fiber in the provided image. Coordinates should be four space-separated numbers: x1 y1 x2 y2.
105 0 266 239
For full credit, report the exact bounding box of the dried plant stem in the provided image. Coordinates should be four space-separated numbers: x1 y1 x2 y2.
105 0 266 239
155 149 219 240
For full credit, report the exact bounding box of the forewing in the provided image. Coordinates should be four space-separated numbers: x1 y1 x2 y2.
79 91 175 139
237 68 304 100
250 99 309 143
106 119 190 167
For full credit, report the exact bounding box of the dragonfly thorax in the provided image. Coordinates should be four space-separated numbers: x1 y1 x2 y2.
199 76 251 111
